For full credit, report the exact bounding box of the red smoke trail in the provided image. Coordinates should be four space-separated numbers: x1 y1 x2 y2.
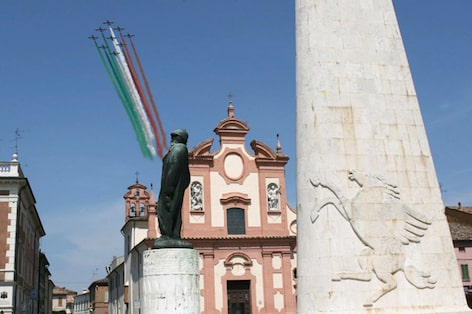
128 35 168 155
118 30 164 158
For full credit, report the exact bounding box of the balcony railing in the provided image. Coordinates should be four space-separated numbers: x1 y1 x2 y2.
0 161 21 177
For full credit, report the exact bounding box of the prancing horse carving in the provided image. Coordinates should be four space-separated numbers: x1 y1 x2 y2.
310 170 436 307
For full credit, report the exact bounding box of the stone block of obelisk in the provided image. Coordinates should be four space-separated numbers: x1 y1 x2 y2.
295 0 471 313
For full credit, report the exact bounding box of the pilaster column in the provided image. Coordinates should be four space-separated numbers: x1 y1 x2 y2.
202 250 218 313
281 252 295 312
262 251 275 313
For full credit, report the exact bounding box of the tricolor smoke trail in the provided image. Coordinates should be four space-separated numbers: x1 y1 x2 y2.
90 23 167 159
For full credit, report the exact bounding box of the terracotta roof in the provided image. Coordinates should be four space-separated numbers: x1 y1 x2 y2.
446 205 472 241
447 204 472 214
90 278 108 286
52 286 77 296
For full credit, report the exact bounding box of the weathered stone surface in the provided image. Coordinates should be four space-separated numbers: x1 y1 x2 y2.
142 249 200 314
295 0 471 313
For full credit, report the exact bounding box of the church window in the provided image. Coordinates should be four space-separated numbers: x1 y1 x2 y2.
126 235 131 254
227 208 245 234
462 264 470 281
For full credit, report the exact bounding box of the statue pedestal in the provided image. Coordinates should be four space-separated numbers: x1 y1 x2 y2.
142 248 200 314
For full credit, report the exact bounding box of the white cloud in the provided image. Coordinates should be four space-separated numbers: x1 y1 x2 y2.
41 198 124 292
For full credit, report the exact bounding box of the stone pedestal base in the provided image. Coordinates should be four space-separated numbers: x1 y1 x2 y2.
142 248 200 314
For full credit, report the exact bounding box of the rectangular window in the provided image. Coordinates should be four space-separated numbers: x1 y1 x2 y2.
461 264 470 281
58 296 63 306
227 208 246 235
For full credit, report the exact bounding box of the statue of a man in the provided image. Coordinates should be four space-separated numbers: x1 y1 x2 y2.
154 129 192 249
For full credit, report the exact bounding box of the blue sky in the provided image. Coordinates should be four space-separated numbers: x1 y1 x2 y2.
0 1 470 293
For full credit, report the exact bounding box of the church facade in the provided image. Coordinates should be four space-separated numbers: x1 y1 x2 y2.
109 102 297 313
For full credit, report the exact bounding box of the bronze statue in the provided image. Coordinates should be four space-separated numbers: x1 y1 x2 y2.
153 129 193 249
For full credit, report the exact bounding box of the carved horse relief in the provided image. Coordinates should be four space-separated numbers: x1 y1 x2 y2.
310 170 436 307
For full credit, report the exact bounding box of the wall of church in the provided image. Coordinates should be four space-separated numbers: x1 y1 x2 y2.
198 247 296 313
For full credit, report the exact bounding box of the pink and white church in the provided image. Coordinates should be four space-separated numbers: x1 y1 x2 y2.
107 102 297 314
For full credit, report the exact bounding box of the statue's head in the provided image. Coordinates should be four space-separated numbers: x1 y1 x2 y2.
171 129 188 144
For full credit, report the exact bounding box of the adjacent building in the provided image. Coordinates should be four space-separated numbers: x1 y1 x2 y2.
0 153 48 313
52 286 76 313
107 256 125 314
38 252 52 314
446 203 472 307
89 278 109 314
108 102 297 313
73 289 91 314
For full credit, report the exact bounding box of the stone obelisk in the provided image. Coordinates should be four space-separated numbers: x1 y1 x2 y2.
296 1 471 313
